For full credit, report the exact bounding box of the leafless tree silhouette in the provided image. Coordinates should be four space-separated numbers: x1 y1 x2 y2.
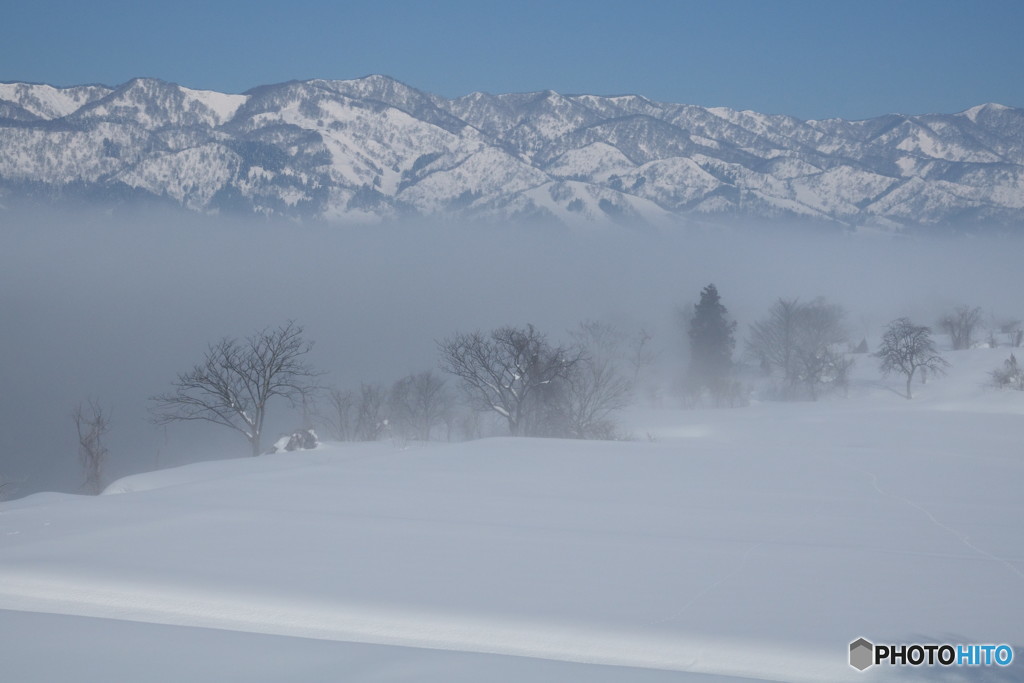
74 399 110 494
438 324 581 436
876 318 949 399
152 321 320 456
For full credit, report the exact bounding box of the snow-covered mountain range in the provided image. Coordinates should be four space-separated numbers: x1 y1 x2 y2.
1 76 1022 228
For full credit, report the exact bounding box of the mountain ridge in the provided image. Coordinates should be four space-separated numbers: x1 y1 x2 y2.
1 75 1021 228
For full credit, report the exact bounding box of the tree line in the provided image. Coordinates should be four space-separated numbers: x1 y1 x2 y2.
144 319 650 458
689 292 1020 405
53 290 1022 497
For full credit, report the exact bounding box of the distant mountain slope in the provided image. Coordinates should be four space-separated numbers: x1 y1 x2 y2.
1 76 1022 228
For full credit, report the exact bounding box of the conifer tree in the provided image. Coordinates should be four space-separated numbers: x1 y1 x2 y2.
688 284 736 396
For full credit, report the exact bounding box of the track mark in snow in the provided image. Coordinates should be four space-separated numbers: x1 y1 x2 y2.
648 536 775 626
861 468 1024 582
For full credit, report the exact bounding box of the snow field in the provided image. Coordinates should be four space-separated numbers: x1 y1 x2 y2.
1 345 1022 681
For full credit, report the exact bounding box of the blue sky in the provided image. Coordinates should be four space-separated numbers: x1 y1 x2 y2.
4 0 1022 120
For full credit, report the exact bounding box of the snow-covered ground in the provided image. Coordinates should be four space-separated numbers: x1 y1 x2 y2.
1 346 1022 681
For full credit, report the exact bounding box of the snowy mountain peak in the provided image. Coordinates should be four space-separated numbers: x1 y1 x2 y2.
0 76 1022 229
961 101 1014 122
67 78 246 128
317 74 422 101
178 86 248 125
0 81 113 120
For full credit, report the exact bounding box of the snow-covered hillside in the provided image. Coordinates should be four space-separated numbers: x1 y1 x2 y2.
1 346 1022 681
1 76 1023 228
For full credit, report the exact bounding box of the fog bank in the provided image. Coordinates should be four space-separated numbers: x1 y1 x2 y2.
1 206 1020 496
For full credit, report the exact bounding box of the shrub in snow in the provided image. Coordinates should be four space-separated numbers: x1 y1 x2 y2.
990 354 1024 391
269 428 319 453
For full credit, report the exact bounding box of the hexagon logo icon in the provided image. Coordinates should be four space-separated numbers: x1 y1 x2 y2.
850 638 874 671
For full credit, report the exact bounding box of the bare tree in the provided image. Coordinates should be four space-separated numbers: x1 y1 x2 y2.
389 371 455 441
938 306 983 350
747 298 802 385
876 318 950 399
73 399 110 494
151 321 320 457
565 321 633 439
747 298 849 400
998 319 1023 348
318 387 356 441
629 327 657 385
790 299 850 400
354 383 389 441
438 324 582 436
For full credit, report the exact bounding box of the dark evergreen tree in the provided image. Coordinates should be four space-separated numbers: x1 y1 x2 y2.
687 284 737 396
